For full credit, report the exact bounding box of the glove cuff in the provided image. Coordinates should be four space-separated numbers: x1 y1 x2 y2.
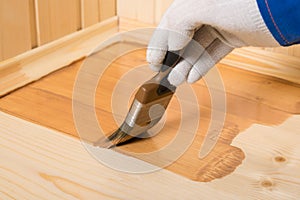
242 0 279 47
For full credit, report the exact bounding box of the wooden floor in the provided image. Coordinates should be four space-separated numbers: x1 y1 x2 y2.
1 111 300 199
1 18 300 199
0 41 300 185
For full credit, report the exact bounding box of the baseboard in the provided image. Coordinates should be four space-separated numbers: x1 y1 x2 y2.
221 47 300 84
0 16 119 97
1 17 300 97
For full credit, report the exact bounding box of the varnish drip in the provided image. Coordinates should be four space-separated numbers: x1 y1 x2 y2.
194 147 245 182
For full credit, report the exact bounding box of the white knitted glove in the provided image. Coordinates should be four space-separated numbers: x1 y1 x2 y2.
147 0 280 86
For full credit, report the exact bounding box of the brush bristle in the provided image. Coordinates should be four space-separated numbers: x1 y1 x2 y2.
94 128 134 148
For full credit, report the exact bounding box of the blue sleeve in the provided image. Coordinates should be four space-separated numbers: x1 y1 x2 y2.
256 0 300 46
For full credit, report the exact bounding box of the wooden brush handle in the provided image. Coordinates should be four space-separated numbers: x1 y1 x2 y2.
135 51 181 104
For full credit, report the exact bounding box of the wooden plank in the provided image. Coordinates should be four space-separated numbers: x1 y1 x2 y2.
36 0 81 45
0 17 118 97
99 0 116 21
265 47 290 55
117 0 137 19
0 28 2 61
117 0 170 24
81 0 99 28
29 0 38 48
0 0 32 61
221 47 300 84
117 0 158 24
0 110 300 199
265 45 300 58
137 0 155 24
291 45 300 57
155 0 173 24
119 17 155 32
1 43 300 182
1 16 300 199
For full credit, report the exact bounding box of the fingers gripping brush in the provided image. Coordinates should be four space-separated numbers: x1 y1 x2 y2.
96 51 182 148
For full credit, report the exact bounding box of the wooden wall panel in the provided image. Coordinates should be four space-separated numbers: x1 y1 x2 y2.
0 0 33 60
0 0 116 62
36 0 81 45
29 0 38 48
265 47 289 55
293 45 300 57
117 0 137 19
117 0 300 58
0 30 2 61
117 0 172 24
81 0 99 28
155 0 173 24
264 45 300 58
0 17 118 97
99 0 116 21
137 0 155 24
116 0 157 24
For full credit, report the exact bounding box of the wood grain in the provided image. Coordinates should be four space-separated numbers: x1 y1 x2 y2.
117 0 166 24
221 47 300 84
117 0 137 20
265 45 300 58
154 0 173 24
29 0 38 48
0 28 2 61
137 0 155 24
1 42 299 182
293 45 300 57
0 0 117 62
0 110 299 199
81 0 100 28
99 0 116 21
0 17 118 97
0 0 32 61
119 17 155 32
36 0 81 45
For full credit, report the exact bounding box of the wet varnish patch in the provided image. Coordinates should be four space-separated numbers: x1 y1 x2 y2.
0 43 299 182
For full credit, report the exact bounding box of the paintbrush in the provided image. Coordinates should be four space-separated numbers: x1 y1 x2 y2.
95 51 181 148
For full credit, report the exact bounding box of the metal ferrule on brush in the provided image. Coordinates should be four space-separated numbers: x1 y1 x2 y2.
99 51 182 147
123 93 174 137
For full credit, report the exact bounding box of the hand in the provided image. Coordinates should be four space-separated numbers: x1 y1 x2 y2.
147 0 280 86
